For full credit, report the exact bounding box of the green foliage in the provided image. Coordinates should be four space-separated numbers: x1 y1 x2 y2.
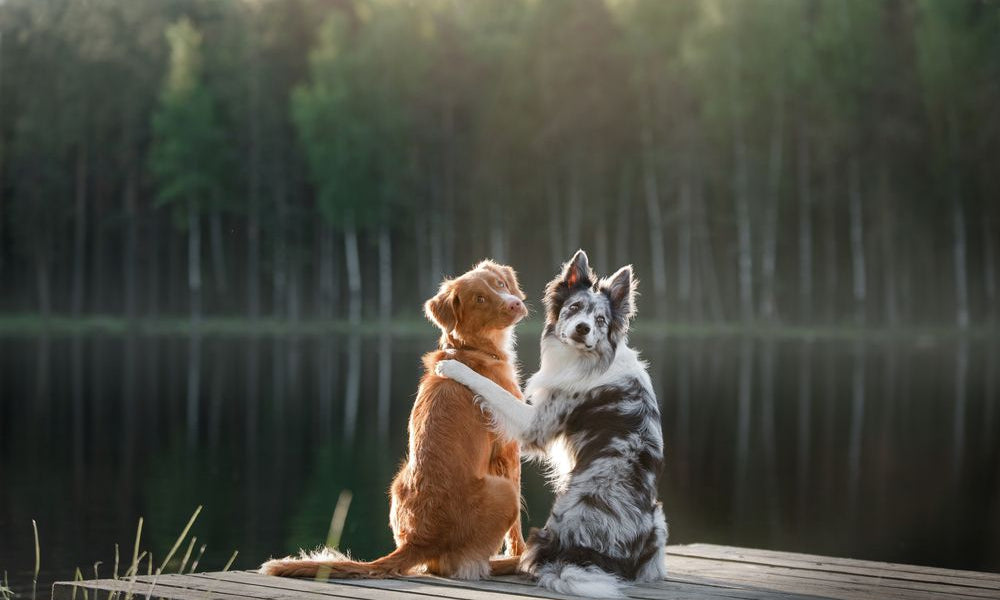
149 18 228 229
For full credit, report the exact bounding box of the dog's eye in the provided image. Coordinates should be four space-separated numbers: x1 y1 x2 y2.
596 316 606 327
497 281 506 288
568 303 580 312
476 295 485 304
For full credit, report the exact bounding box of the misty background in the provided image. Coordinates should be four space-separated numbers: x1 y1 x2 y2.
0 1 998 598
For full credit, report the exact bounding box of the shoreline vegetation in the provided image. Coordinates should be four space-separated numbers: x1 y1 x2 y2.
0 314 997 341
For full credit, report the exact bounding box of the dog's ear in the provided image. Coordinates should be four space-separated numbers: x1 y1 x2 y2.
601 265 637 322
544 250 594 325
561 250 592 289
424 280 459 333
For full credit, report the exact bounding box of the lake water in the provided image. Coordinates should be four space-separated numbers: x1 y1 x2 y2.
1 330 998 596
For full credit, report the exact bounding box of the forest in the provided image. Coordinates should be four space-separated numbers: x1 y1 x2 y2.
0 0 997 327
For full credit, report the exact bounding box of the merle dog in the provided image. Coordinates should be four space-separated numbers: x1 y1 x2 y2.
437 250 667 598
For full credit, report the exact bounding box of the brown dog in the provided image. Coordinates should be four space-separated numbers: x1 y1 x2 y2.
261 260 528 579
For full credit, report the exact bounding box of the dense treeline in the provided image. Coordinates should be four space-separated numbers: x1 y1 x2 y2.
0 0 997 326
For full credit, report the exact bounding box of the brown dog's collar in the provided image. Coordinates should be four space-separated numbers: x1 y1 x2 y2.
444 344 500 361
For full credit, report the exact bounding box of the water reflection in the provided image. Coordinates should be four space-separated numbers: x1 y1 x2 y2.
0 333 998 598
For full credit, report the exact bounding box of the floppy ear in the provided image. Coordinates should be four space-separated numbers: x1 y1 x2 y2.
601 265 637 321
424 281 459 332
560 250 593 289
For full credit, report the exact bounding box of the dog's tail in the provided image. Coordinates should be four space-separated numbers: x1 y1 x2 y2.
535 562 623 598
488 556 520 576
260 545 424 579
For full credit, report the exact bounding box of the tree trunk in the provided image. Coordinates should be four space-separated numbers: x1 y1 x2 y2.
188 202 202 323
378 224 392 322
247 204 260 319
797 130 813 323
694 178 725 322
567 163 583 251
848 157 866 325
247 29 262 320
760 92 785 322
123 168 138 320
147 213 160 317
489 202 505 262
546 177 565 265
615 169 631 267
983 215 997 325
878 164 898 326
344 216 362 324
952 199 969 329
35 240 51 318
210 209 228 295
639 101 668 319
730 40 753 323
677 177 693 308
317 223 336 319
72 145 87 316
272 186 287 319
823 154 838 323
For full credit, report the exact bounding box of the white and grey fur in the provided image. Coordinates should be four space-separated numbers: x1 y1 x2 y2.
436 250 667 598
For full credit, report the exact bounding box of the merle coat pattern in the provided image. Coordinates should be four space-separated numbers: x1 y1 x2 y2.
436 250 667 598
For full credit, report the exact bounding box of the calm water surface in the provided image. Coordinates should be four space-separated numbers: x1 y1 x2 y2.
1 331 998 596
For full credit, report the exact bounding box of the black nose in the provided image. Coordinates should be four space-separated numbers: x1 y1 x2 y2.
575 323 590 335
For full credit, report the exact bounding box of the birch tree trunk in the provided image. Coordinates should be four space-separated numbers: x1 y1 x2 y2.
547 177 564 265
760 92 785 322
72 145 87 316
677 178 693 307
615 170 631 267
344 215 362 325
823 154 838 322
188 201 202 323
694 178 725 322
797 131 813 323
848 157 866 325
567 162 583 251
952 198 969 329
378 224 392 322
983 215 997 324
210 209 228 294
35 239 51 318
489 202 506 262
317 223 336 320
878 164 898 326
730 46 753 323
639 89 668 318
246 25 261 320
123 168 138 320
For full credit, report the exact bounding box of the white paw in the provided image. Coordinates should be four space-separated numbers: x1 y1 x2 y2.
435 359 465 380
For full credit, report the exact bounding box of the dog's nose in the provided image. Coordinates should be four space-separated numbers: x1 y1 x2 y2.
507 299 524 312
576 323 590 335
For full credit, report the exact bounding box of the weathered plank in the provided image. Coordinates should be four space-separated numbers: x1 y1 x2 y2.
50 545 999 600
664 554 990 600
669 544 1000 588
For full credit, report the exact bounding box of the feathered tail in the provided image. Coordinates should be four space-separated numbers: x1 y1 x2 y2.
260 545 424 579
535 562 623 598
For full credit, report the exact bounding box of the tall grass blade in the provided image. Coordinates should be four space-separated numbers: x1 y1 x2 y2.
325 490 353 550
177 537 196 574
155 506 202 575
188 544 207 574
32 519 40 600
131 518 143 576
93 562 102 580
222 550 238 572
113 544 120 580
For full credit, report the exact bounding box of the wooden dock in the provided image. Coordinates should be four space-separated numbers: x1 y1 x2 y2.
52 544 1000 600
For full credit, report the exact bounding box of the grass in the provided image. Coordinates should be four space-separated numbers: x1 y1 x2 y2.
7 508 241 600
0 313 997 341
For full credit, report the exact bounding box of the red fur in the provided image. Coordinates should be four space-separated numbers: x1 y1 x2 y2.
262 261 528 579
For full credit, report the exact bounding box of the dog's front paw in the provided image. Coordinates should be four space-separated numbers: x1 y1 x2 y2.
435 359 463 380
